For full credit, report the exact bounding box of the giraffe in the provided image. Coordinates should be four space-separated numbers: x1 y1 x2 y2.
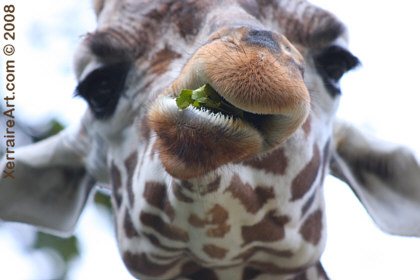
1 0 420 279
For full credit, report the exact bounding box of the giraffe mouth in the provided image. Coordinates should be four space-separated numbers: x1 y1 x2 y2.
172 82 274 130
167 84 290 150
183 84 270 129
148 87 306 179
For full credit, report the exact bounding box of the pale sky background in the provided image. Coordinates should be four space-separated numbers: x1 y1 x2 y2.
1 0 420 279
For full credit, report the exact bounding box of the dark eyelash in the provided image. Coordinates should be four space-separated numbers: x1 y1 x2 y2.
314 45 360 96
75 63 129 119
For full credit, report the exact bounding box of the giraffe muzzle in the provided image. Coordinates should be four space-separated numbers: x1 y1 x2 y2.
169 26 310 115
147 26 311 179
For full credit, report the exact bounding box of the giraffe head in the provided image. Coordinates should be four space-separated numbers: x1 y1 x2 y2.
72 0 356 181
1 0 420 279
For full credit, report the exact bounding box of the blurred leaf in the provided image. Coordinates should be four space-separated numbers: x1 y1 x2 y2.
48 120 65 135
94 190 113 213
32 119 65 142
33 232 80 263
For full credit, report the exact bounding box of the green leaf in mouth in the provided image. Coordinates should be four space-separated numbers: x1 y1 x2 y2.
175 84 244 118
175 89 194 109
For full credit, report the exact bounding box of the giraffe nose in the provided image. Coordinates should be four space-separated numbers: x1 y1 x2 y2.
197 27 308 115
168 26 309 115
242 29 281 52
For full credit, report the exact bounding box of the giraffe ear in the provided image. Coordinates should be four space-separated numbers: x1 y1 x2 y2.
92 0 105 17
0 124 95 237
329 119 420 237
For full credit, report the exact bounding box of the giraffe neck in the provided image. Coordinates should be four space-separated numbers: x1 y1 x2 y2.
109 112 332 279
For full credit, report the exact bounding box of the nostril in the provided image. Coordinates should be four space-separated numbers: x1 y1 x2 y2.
242 29 280 52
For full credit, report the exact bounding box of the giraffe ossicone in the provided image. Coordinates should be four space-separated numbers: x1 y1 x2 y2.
1 0 420 279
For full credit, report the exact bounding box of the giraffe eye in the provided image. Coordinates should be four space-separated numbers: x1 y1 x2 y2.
75 63 129 119
314 45 360 96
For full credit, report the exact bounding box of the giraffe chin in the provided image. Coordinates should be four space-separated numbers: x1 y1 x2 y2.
147 96 302 179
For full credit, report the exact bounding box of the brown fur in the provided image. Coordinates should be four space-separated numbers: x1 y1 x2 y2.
123 252 180 277
290 145 321 201
181 261 219 280
124 208 140 238
188 204 231 238
241 211 290 246
124 151 138 206
171 181 194 203
243 147 288 175
143 182 176 221
140 212 189 242
202 244 229 259
110 161 123 208
225 174 275 214
234 247 294 261
143 232 184 252
150 46 181 75
299 209 323 245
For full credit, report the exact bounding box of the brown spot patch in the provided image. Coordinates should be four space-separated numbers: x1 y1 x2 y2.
180 180 195 192
242 266 263 280
207 223 231 238
290 144 320 201
110 161 122 208
140 212 189 242
180 261 202 276
188 214 206 228
188 204 231 238
150 253 178 261
143 233 183 252
241 211 290 246
171 181 194 203
124 208 139 238
143 181 175 221
201 176 221 194
243 147 288 175
124 151 138 206
203 244 228 259
192 270 218 279
225 174 275 214
123 252 179 277
301 191 316 217
181 261 218 280
171 0 206 38
299 209 323 245
150 46 181 75
234 246 293 261
144 0 206 39
247 261 302 275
